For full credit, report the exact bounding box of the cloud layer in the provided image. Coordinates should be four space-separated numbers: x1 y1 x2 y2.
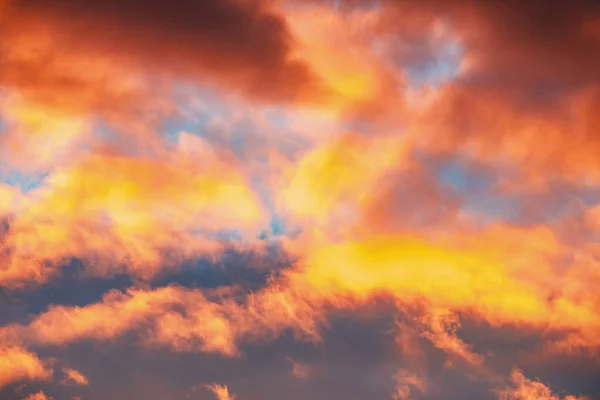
1 0 599 399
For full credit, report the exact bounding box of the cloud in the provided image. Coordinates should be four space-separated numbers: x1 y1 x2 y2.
2 212 598 378
276 132 412 233
389 1 600 186
283 1 403 116
392 369 425 400
0 96 91 173
0 343 51 389
497 369 589 400
304 0 600 187
2 140 600 397
0 134 265 287
286 357 316 380
1 282 324 357
0 0 599 398
60 367 88 386
206 384 236 400
0 0 325 106
0 183 20 214
22 392 53 400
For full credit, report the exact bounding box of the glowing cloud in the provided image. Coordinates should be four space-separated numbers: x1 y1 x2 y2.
61 367 89 386
0 344 51 389
497 369 589 400
0 0 599 398
23 392 54 400
206 384 236 400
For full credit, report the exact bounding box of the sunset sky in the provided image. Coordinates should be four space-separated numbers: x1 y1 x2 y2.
1 1 600 399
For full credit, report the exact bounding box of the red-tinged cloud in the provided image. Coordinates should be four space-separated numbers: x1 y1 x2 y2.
286 227 599 346
301 0 600 186
0 0 345 179
0 0 324 107
363 0 600 93
388 0 600 185
447 1 600 91
0 343 52 389
0 33 176 175
0 28 162 118
404 84 600 187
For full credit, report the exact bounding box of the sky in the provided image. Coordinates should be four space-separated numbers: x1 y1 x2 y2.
0 0 600 399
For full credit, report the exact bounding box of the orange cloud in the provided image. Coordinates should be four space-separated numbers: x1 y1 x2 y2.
0 343 51 389
0 95 90 173
1 213 599 398
286 357 316 380
0 183 20 214
8 286 186 346
61 367 89 386
23 392 54 400
277 132 412 234
367 0 600 189
2 281 323 357
0 26 175 177
0 1 599 398
206 384 236 400
0 135 264 286
404 84 600 188
0 0 324 109
393 369 426 400
497 369 589 400
4 218 597 364
3 212 599 362
284 2 401 116
273 134 596 350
